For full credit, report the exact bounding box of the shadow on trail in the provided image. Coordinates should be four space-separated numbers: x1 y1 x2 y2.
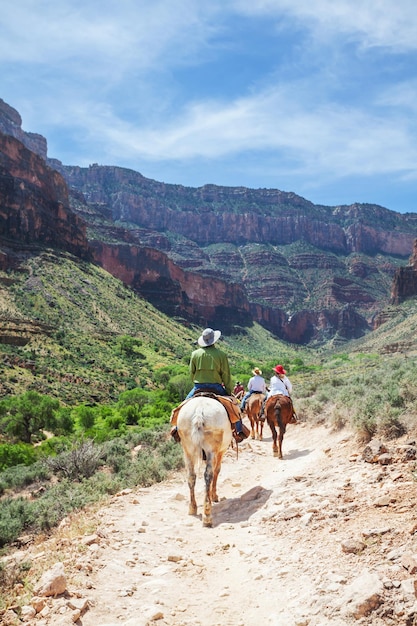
281 447 312 460
209 486 273 527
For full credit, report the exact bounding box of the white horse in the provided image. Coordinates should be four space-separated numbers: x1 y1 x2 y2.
176 395 232 527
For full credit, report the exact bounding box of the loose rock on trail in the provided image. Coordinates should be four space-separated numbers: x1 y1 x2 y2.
4 422 417 626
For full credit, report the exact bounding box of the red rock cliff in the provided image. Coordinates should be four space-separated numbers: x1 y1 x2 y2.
0 132 89 257
391 239 417 304
89 241 252 332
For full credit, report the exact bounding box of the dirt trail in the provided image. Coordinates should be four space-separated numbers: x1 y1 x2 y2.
9 422 417 626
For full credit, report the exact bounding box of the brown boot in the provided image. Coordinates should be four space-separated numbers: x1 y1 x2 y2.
170 426 181 443
233 422 250 443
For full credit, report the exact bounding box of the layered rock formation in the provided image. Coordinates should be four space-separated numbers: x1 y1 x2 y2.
0 98 47 159
0 131 89 260
391 239 417 304
1 97 417 345
58 164 415 342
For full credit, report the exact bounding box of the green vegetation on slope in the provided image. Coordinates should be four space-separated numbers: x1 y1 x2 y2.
2 247 417 567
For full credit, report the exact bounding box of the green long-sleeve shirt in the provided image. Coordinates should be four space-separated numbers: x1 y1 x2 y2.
189 344 232 395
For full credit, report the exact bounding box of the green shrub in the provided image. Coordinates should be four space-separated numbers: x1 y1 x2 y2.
0 392 60 444
73 405 96 431
0 461 51 495
0 442 37 471
166 374 190 403
102 438 130 473
0 498 33 547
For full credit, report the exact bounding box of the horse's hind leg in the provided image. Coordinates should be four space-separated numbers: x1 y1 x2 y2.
267 413 279 457
184 454 197 515
203 455 214 527
248 413 255 439
211 451 225 503
277 423 287 460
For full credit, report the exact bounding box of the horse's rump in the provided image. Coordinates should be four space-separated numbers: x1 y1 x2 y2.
266 394 294 425
177 396 232 454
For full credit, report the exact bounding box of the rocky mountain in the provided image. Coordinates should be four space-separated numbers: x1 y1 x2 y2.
391 239 417 305
56 166 417 344
1 97 417 345
0 131 89 264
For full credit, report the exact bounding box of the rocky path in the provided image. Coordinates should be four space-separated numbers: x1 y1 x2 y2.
5 422 417 626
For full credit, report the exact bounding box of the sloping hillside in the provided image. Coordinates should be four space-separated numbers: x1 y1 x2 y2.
0 246 303 403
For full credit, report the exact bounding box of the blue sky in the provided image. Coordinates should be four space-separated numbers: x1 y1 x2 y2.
2 0 417 213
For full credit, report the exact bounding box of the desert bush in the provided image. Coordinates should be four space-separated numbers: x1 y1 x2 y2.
0 498 32 547
0 558 31 603
400 371 417 403
0 461 51 495
293 397 326 423
0 427 183 547
377 406 407 440
43 440 104 481
101 438 130 473
329 406 349 431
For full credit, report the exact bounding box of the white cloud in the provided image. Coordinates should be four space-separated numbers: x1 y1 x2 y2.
232 0 417 50
0 0 223 77
69 81 417 183
1 0 417 208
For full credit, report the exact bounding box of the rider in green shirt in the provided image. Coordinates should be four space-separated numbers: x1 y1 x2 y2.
186 328 232 397
171 328 247 441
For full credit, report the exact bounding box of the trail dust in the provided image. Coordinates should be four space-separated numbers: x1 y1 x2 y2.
7 421 417 626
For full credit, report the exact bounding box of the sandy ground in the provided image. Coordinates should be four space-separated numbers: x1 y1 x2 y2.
7 420 417 626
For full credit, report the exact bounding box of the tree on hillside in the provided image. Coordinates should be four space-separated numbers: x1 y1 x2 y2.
0 391 60 444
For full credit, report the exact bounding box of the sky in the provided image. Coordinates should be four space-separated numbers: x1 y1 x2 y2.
2 0 417 214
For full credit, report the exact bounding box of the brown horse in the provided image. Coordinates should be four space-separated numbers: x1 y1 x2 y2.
265 394 297 458
245 392 266 440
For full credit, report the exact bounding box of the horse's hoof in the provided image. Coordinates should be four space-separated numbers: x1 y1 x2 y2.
203 519 213 528
188 506 197 515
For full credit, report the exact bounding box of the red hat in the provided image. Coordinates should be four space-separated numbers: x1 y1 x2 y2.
273 364 286 375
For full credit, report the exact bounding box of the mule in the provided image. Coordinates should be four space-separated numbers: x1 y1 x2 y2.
245 392 266 440
265 394 296 458
176 395 232 527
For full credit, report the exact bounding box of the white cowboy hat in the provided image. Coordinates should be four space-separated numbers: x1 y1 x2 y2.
198 327 221 347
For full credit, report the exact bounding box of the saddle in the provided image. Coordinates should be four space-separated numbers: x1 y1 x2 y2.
170 390 242 426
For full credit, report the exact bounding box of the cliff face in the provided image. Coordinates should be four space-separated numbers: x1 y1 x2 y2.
90 242 252 332
1 98 417 345
0 99 47 159
56 163 415 343
60 165 416 256
391 239 417 304
0 131 89 258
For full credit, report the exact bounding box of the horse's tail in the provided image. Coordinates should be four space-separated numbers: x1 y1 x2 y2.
190 407 206 449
